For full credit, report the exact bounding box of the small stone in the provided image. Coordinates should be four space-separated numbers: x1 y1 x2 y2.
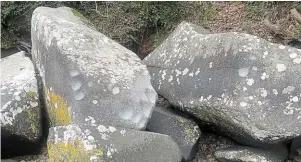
147 107 201 161
214 146 288 162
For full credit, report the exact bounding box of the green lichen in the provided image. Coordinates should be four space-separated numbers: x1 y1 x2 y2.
48 138 104 162
27 91 37 98
71 9 87 20
45 87 72 126
25 109 38 134
185 128 194 138
178 118 185 125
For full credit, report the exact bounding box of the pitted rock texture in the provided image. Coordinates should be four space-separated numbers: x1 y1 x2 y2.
214 146 288 162
48 124 182 162
147 107 201 161
31 7 157 130
1 51 42 157
144 21 301 146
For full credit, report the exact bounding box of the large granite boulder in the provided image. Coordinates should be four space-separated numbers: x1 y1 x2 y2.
1 51 42 157
147 107 201 161
214 146 288 162
144 21 301 146
31 7 157 130
48 124 182 162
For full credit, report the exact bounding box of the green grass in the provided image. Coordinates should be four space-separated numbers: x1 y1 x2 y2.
244 2 268 20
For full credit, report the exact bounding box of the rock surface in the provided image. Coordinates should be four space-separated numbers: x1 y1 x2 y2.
214 146 288 162
144 21 301 146
147 107 201 161
48 124 182 162
192 133 236 162
1 51 42 157
31 7 157 130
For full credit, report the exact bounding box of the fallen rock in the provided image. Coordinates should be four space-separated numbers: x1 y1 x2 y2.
146 106 201 161
214 146 288 162
192 133 236 162
31 7 157 130
48 124 182 162
1 51 42 157
144 21 301 146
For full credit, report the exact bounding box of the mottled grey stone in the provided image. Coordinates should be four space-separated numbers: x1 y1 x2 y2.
1 51 42 156
48 124 182 162
214 146 288 162
146 106 201 161
31 7 157 130
144 21 301 146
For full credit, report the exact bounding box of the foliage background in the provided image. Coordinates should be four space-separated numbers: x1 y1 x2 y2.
1 1 301 58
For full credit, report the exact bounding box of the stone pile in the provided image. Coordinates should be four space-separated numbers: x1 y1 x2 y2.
1 6 300 162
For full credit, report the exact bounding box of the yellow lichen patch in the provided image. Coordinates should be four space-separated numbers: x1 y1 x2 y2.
45 87 72 126
48 138 104 162
26 109 38 134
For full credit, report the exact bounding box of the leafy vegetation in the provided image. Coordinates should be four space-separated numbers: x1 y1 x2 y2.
1 1 189 52
1 1 300 55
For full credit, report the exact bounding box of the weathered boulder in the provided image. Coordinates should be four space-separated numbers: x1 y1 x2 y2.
1 51 42 157
48 124 182 162
146 107 200 161
144 21 301 146
214 146 288 162
31 7 157 130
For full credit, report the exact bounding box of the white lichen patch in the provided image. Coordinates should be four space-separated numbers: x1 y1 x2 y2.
272 89 278 95
92 100 98 104
259 88 268 98
238 68 249 77
246 78 254 86
282 86 295 94
261 72 269 80
290 53 297 59
168 75 173 82
112 87 120 95
278 45 286 49
276 64 286 72
291 96 299 102
85 116 96 126
182 68 189 75
293 58 301 64
240 102 247 107
96 125 117 140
